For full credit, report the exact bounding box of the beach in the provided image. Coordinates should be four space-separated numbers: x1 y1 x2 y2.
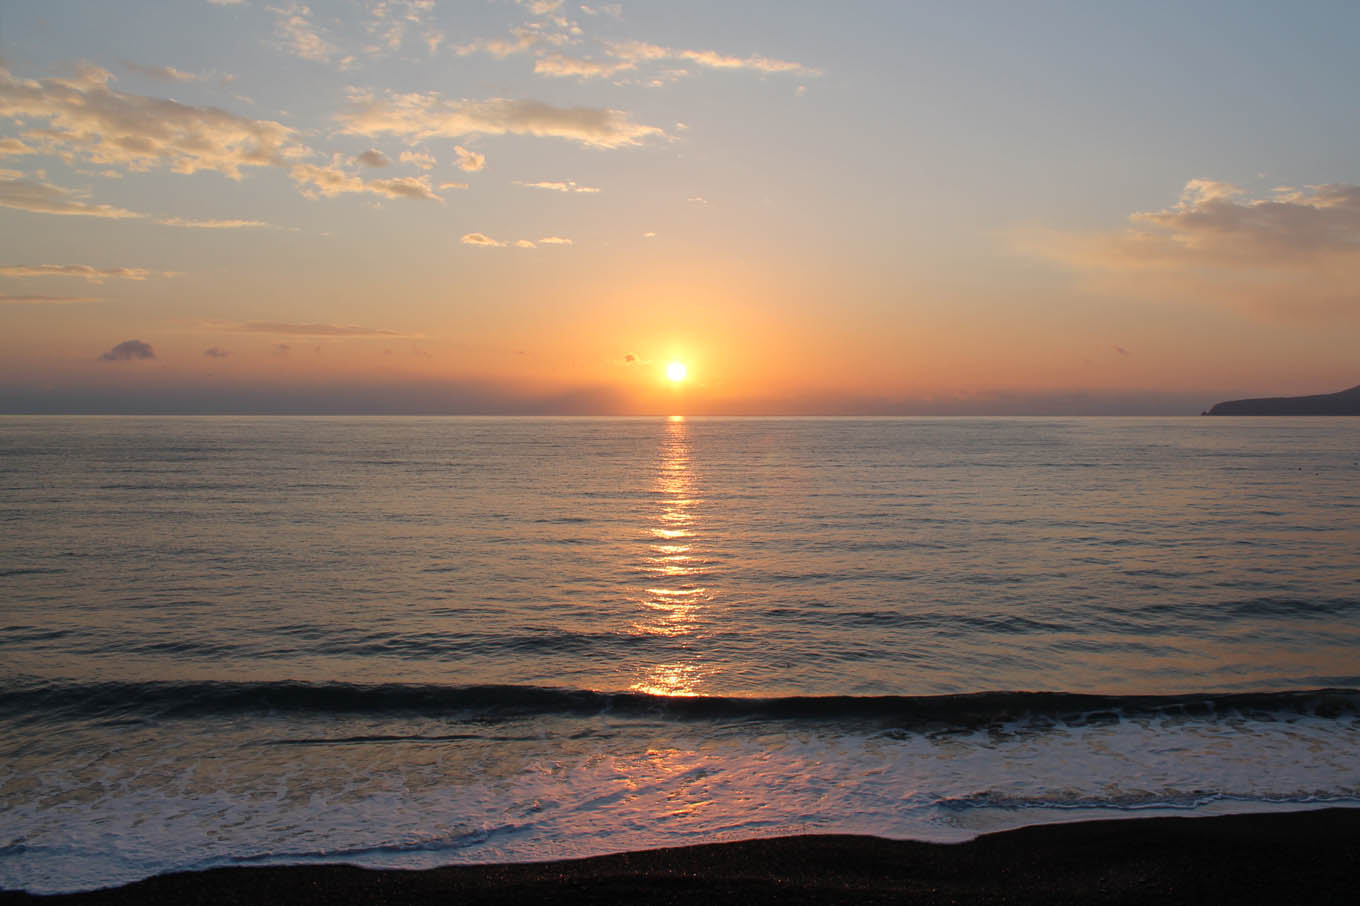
4 808 1357 905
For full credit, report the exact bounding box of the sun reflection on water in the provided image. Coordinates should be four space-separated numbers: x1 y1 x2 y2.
631 417 712 696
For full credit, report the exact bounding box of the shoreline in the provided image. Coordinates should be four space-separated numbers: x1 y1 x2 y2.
4 808 1358 905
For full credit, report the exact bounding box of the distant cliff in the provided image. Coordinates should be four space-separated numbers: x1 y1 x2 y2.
1206 384 1360 415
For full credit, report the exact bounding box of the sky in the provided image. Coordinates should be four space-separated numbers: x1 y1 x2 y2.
2 0 1358 414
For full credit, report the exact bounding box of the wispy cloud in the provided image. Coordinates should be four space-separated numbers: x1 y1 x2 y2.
155 215 274 228
0 137 35 156
270 3 336 63
534 53 633 80
462 232 571 248
514 179 599 193
213 321 405 336
363 0 444 57
0 177 143 219
0 176 275 226
339 89 663 148
121 62 202 83
0 294 101 304
608 40 820 76
291 162 442 201
579 4 622 19
399 150 434 169
0 264 167 282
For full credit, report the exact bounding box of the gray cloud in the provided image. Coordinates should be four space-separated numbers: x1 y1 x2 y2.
100 339 155 361
204 346 230 357
356 149 391 167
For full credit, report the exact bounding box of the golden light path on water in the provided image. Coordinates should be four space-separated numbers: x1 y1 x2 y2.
631 416 711 697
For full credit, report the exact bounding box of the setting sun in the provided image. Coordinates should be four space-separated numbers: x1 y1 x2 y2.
666 362 688 382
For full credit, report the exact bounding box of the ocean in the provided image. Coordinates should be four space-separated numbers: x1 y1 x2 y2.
2 415 1358 894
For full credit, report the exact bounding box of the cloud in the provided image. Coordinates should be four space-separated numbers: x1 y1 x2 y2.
122 62 201 83
356 149 391 167
399 150 434 169
534 54 633 80
0 177 276 226
0 177 143 218
363 0 444 57
100 339 155 361
291 162 441 201
338 90 664 148
156 215 274 228
462 232 568 248
520 0 563 14
0 137 35 156
514 179 599 193
216 321 403 336
456 32 540 59
1114 346 1130 356
1 294 101 304
0 63 304 178
453 145 485 172
367 175 441 201
439 181 468 190
271 3 336 63
1024 179 1360 317
607 41 820 76
0 264 165 282
207 0 247 5
622 352 639 364
204 346 231 357
579 4 623 18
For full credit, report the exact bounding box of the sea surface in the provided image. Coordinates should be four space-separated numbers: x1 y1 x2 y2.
2 415 1359 893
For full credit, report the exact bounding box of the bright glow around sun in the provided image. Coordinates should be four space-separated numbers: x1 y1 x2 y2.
666 362 688 382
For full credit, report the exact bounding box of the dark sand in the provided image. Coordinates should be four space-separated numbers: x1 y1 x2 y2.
4 808 1358 905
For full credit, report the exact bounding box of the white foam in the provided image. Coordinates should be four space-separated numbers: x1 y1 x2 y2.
4 710 1359 893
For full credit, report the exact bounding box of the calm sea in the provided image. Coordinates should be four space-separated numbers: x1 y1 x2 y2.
2 416 1358 892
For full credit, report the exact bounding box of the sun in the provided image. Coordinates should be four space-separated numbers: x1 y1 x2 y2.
666 362 688 382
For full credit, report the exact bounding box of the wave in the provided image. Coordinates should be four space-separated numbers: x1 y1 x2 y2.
2 680 1357 727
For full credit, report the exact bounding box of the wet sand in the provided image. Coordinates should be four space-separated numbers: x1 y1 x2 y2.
4 808 1357 905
